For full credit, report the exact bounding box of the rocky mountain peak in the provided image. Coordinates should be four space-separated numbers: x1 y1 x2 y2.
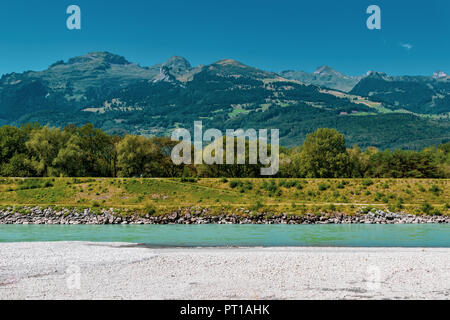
164 56 191 68
162 56 192 76
314 65 352 80
314 65 335 75
67 52 131 66
153 66 176 83
215 59 246 67
365 71 389 79
432 70 448 79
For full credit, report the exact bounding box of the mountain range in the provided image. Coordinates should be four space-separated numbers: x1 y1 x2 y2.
0 51 448 149
279 66 363 92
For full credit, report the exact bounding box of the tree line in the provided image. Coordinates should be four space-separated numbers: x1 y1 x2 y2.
0 124 448 178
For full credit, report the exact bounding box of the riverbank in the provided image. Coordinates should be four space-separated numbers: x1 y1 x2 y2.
0 242 448 299
1 178 448 218
0 206 449 224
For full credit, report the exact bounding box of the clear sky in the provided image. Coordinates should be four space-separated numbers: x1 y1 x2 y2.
1 0 449 76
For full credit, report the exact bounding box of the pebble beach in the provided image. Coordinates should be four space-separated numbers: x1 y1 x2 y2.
0 242 449 300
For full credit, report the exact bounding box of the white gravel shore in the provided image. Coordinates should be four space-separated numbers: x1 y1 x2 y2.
0 242 449 300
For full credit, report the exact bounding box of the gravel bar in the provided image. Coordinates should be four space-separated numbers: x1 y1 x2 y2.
0 242 449 299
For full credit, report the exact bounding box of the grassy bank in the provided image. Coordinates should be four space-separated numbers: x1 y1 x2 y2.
0 177 448 216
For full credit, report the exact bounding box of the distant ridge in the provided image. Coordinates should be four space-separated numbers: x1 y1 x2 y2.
0 51 448 150
280 66 363 92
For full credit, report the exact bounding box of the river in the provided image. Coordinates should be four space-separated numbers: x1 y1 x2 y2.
0 224 449 247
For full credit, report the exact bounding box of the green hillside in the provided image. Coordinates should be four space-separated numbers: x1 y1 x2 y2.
0 177 448 216
0 52 448 150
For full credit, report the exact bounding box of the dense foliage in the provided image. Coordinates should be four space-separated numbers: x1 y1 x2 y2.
0 124 448 178
350 73 450 114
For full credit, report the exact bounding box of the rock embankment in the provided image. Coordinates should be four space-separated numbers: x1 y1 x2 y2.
0 207 448 224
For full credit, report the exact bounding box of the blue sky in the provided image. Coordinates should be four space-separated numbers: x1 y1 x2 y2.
0 0 448 76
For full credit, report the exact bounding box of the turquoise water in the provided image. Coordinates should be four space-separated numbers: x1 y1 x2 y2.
0 224 449 247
